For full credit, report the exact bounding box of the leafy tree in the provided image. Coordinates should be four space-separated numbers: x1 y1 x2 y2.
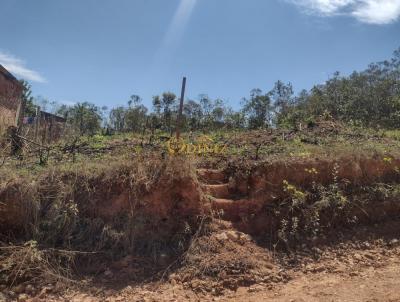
128 95 142 108
242 89 272 129
125 102 148 132
109 106 126 132
152 96 162 116
60 102 102 136
280 47 400 129
39 46 400 136
161 92 177 132
269 81 294 126
20 80 36 116
211 99 226 127
224 107 246 129
183 100 202 130
199 94 213 129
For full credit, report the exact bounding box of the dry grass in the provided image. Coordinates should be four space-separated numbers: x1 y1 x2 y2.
0 241 76 287
0 154 206 287
1 125 400 290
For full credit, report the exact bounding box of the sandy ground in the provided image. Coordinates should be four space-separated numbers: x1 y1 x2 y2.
3 221 400 302
3 253 399 302
64 257 400 302
27 241 398 302
230 257 400 302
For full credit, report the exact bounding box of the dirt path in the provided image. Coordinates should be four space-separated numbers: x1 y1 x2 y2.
104 257 400 302
6 232 399 302
229 257 400 302
45 242 399 302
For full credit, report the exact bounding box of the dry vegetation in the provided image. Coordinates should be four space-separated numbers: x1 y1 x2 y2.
1 121 400 301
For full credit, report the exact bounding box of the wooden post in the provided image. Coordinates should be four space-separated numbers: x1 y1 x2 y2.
42 118 47 144
62 112 68 138
176 77 186 140
15 101 22 128
49 116 54 143
34 106 41 143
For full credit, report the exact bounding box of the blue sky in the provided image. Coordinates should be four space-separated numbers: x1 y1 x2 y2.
1 0 399 110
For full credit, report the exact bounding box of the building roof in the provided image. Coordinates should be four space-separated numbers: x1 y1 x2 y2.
0 64 24 89
40 111 67 123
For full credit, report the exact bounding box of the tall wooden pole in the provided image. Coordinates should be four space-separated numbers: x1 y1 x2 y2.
14 85 25 129
34 106 40 143
176 76 186 140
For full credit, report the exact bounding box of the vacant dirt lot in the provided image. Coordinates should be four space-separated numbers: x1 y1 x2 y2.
1 127 400 302
2 220 398 302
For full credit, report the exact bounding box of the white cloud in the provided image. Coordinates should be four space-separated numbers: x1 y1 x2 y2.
0 51 46 83
288 0 400 24
352 0 400 23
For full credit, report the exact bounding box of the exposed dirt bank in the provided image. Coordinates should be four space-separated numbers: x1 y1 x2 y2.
1 153 400 301
2 219 398 301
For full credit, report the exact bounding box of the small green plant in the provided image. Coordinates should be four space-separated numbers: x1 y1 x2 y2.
88 134 106 149
367 183 400 200
313 163 348 211
283 180 306 207
278 180 307 244
383 156 393 164
278 163 351 246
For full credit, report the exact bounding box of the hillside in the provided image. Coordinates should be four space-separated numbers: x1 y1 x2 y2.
1 122 400 301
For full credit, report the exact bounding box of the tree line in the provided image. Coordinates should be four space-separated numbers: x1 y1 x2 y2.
23 47 400 136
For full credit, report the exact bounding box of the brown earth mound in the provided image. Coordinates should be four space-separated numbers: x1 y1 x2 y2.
175 220 288 294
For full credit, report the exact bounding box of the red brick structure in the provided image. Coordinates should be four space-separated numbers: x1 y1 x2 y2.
36 111 67 143
0 64 23 134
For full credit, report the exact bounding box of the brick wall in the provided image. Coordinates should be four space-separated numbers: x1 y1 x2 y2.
0 106 16 135
0 67 23 135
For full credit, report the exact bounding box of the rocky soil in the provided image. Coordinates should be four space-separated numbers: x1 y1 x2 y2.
1 220 399 302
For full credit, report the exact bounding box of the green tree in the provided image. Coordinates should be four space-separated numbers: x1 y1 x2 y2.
20 80 36 116
61 102 102 136
269 81 294 126
242 89 272 129
199 94 213 129
125 99 148 132
183 100 202 130
109 106 126 132
161 92 177 132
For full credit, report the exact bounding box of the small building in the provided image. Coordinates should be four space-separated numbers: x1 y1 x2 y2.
0 64 23 134
22 110 67 143
37 111 67 142
39 111 67 124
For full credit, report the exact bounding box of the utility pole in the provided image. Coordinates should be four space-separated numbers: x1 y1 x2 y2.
176 76 186 140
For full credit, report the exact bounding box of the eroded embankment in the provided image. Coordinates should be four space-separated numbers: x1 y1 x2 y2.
1 154 400 246
212 154 400 237
0 157 205 265
0 153 400 289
